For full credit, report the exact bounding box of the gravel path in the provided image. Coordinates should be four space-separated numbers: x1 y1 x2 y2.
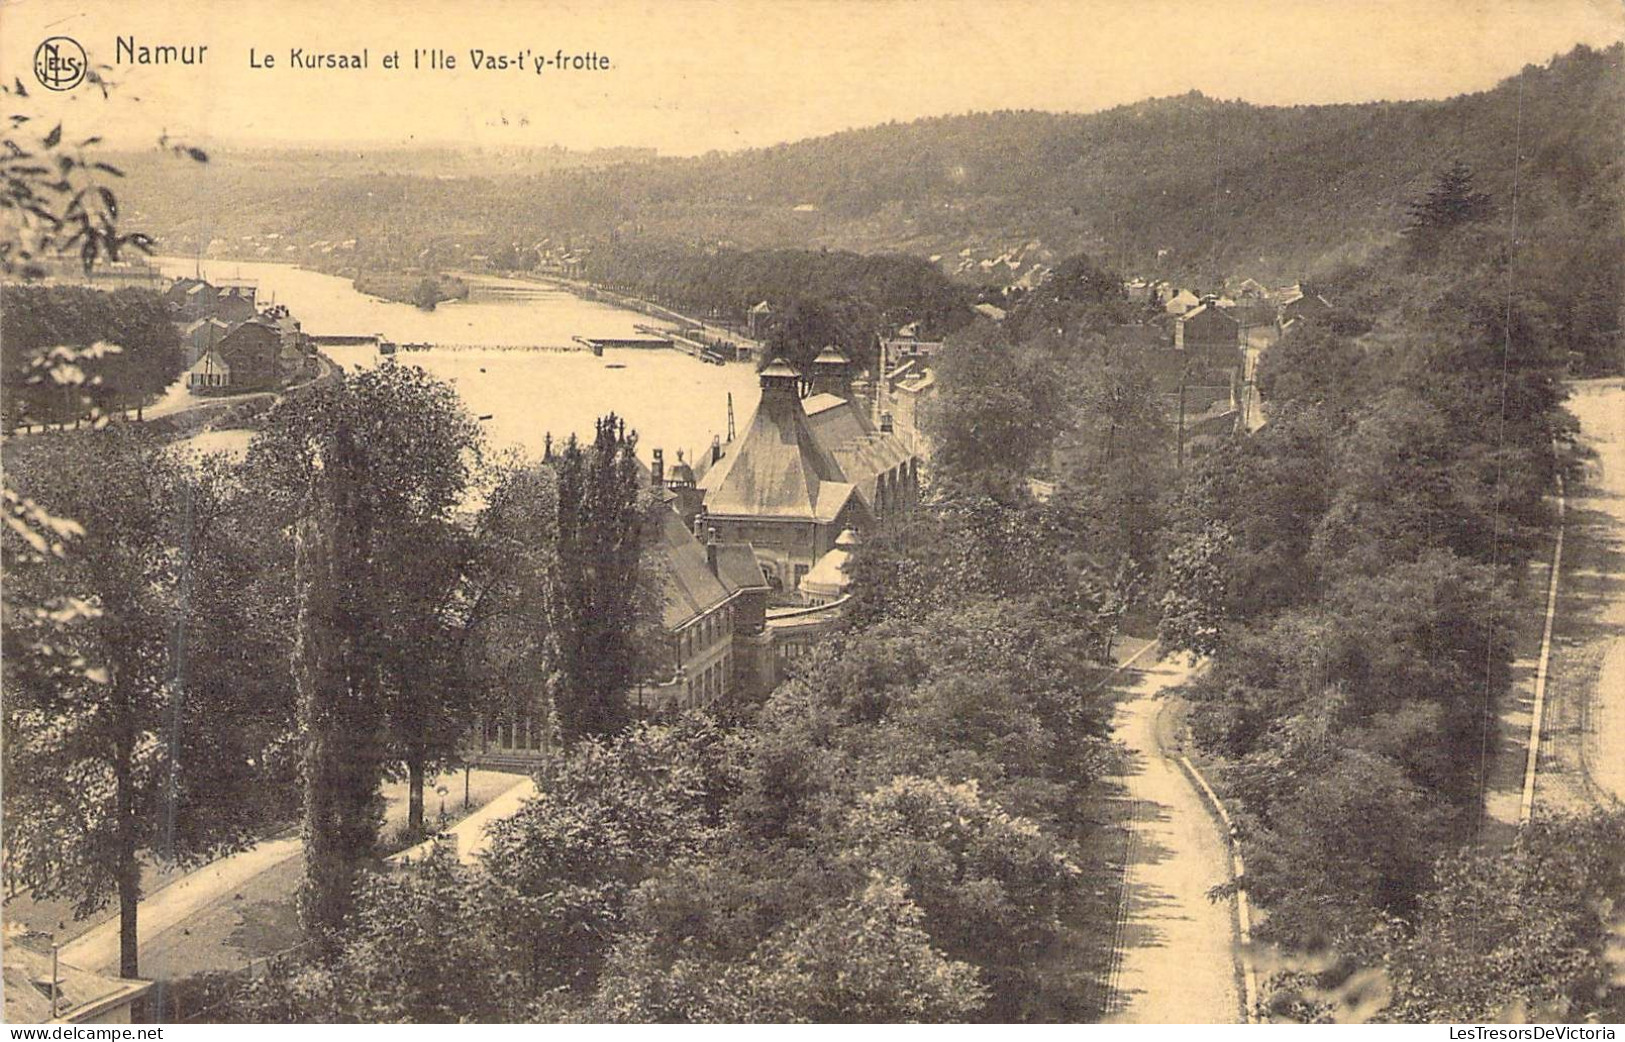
1105 655 1244 1024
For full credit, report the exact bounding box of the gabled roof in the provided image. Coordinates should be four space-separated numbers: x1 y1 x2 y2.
187 349 231 376
1179 302 1240 326
713 543 769 591
3 943 152 1024
182 316 232 334
803 394 915 507
1164 289 1201 314
651 505 732 631
697 390 855 521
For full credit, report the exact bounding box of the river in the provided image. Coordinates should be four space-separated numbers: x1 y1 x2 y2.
156 258 761 465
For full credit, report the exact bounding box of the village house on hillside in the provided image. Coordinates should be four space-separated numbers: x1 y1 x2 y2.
180 316 232 366
1277 281 1334 327
881 322 946 367
1163 287 1201 315
213 318 283 391
1175 297 1243 354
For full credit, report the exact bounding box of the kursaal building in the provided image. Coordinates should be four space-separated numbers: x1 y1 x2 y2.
470 348 922 766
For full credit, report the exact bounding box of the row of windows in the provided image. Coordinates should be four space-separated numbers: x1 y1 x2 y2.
688 651 734 705
678 603 734 661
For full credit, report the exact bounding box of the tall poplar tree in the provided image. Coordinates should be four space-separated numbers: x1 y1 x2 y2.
548 415 648 741
253 363 482 943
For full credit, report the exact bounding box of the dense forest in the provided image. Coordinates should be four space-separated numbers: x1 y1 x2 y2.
1154 161 1625 1020
1 286 184 428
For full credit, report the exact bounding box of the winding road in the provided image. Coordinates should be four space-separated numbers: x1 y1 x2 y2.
1104 655 1245 1023
1560 379 1625 807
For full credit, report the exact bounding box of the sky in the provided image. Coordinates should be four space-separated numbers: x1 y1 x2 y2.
1 0 1620 155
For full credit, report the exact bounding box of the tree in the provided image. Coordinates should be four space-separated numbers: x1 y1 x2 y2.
1053 347 1172 572
1403 161 1494 258
479 724 714 993
459 460 563 760
251 363 484 941
838 776 1081 1018
925 325 1067 492
409 277 440 311
547 414 648 741
290 419 387 951
1158 520 1233 656
220 848 528 1023
1375 812 1625 1023
745 876 988 1023
762 298 864 373
0 83 218 985
1 286 184 427
2 430 266 977
1007 251 1132 342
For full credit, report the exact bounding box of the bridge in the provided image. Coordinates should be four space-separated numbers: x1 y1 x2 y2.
461 278 561 303
397 341 590 354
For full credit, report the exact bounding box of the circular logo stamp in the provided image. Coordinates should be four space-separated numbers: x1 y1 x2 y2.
34 37 87 92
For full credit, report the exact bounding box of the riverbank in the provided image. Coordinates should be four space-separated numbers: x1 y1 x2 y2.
471 268 768 360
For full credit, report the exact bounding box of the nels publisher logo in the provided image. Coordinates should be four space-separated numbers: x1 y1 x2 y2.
34 36 87 91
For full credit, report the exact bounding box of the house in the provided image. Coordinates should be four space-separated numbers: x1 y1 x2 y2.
694 352 920 597
180 281 218 320
747 300 772 338
1176 299 1243 354
1277 282 1333 326
212 287 258 325
880 324 945 367
468 465 776 764
164 276 205 312
3 943 153 1024
800 349 919 522
215 319 283 391
1164 288 1201 315
185 349 232 391
179 317 232 366
1233 277 1271 303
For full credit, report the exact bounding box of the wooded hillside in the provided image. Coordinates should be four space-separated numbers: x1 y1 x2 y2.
120 44 1621 290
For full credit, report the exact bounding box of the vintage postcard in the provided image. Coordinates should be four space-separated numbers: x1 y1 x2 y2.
1 0 1622 1029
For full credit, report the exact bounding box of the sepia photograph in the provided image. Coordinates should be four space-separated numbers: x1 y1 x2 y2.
0 0 1622 1029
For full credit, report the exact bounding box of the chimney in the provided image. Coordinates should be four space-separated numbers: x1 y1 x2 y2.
651 448 664 488
711 435 723 465
705 526 719 576
758 359 802 412
693 506 707 539
880 412 894 433
810 347 852 398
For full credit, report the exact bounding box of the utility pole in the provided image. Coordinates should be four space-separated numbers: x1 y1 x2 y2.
1177 365 1188 472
